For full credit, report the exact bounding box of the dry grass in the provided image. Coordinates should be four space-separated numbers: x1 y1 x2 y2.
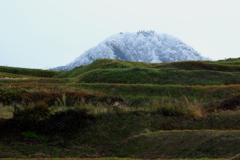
0 103 14 118
0 96 205 119
144 99 204 118
72 97 204 118
74 99 133 115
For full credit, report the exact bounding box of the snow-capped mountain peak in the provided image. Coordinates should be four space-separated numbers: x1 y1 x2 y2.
52 30 209 71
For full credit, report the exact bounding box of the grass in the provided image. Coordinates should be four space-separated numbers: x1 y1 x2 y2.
0 158 227 160
5 82 238 108
116 130 240 159
55 58 240 79
1 105 239 158
0 66 59 78
151 60 240 72
0 98 203 119
69 83 240 106
54 58 157 78
0 104 14 118
0 71 37 79
1 58 240 159
73 67 240 85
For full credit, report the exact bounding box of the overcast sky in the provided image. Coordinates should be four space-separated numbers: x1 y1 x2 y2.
1 0 240 69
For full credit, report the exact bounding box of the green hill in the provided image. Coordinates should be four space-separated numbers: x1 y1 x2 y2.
0 66 59 78
55 58 240 79
54 58 157 78
74 67 240 85
1 58 240 159
151 60 240 72
53 58 240 85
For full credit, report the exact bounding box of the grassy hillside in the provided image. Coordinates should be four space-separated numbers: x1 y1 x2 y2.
70 83 240 102
74 67 240 85
0 66 59 78
1 107 240 158
54 58 158 78
151 60 240 72
55 58 240 77
0 58 240 159
54 58 240 86
216 57 240 65
117 130 240 158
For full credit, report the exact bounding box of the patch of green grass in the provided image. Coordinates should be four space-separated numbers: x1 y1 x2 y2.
69 83 240 106
152 60 240 72
54 58 158 78
8 142 83 158
0 66 59 78
0 77 69 84
0 71 38 79
0 104 14 118
1 106 240 158
1 58 240 159
73 67 240 85
0 87 26 105
54 59 240 86
216 57 240 65
116 130 240 159
66 110 240 158
21 131 46 141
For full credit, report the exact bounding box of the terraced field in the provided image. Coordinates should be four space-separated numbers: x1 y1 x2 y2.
0 58 240 159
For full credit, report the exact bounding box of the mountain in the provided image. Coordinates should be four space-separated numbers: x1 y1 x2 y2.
52 30 209 71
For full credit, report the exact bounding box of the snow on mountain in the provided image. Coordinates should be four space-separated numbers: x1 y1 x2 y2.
52 30 209 71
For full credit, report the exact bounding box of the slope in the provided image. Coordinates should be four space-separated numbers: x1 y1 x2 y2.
0 66 59 78
54 58 240 86
1 58 240 159
75 67 240 85
54 58 157 78
151 60 240 72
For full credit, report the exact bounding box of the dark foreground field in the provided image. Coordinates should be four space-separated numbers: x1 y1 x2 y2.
0 58 240 159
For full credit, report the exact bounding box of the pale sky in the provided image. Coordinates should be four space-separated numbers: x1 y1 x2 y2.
0 0 240 69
